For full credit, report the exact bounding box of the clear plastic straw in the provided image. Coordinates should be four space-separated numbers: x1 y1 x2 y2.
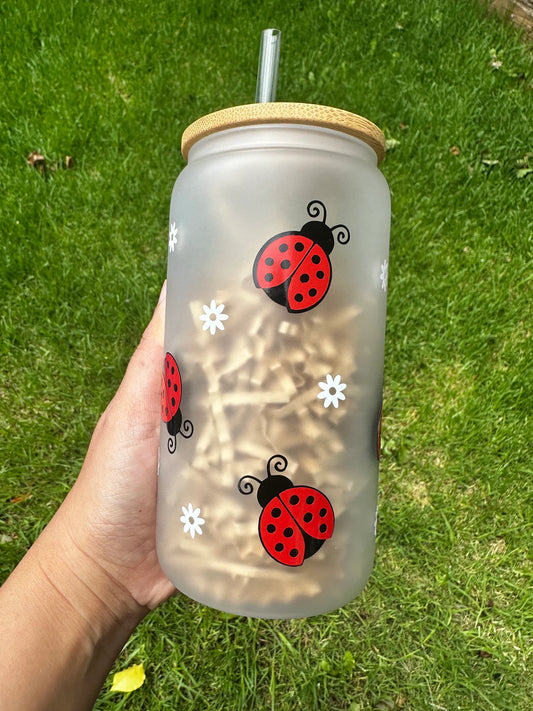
255 29 281 103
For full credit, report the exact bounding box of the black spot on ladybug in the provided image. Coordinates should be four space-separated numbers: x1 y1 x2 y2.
319 508 327 517
167 378 171 388
171 366 175 374
289 494 299 505
264 272 274 282
306 495 315 505
290 549 299 558
317 270 325 279
295 242 305 251
283 527 294 537
294 293 303 302
275 543 284 552
312 254 321 264
271 507 282 518
309 288 317 297
265 257 274 266
280 259 291 269
174 383 178 392
279 243 288 252
171 397 176 407
300 273 310 283
267 523 276 533
303 512 313 523
319 523 328 533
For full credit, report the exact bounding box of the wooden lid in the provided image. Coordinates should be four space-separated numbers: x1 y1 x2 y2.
181 102 386 164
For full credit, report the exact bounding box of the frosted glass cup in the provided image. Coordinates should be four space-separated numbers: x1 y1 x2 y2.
157 103 390 619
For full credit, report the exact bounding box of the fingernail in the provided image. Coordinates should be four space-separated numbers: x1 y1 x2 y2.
158 280 167 305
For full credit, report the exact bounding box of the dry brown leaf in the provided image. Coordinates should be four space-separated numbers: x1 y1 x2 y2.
27 151 46 174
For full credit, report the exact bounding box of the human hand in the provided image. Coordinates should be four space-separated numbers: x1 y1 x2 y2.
0 282 176 711
51 280 176 614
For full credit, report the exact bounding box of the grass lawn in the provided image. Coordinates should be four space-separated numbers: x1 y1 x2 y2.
1 0 532 708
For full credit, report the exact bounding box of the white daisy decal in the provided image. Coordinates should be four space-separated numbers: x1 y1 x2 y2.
168 222 178 253
380 259 388 292
199 299 229 335
180 503 205 539
317 374 347 409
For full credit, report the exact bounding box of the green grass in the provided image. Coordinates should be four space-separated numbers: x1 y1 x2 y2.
1 0 532 708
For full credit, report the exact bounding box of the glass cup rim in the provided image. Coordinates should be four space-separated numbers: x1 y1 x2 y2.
181 102 386 165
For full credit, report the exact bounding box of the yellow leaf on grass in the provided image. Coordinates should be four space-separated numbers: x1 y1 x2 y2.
111 663 145 692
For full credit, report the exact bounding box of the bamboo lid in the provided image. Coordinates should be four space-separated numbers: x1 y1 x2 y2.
181 102 386 164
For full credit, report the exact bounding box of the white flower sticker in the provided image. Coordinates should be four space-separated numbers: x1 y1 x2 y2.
380 259 388 292
168 222 178 253
199 299 229 335
317 374 347 409
180 503 205 539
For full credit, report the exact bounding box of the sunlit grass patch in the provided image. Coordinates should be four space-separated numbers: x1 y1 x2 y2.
1 0 532 709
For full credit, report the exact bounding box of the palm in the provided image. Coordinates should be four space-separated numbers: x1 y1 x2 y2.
62 297 176 610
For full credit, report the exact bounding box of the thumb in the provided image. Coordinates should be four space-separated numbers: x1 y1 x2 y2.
114 281 167 417
140 280 166 352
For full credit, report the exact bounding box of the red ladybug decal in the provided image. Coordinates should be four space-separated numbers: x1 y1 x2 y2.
252 200 350 313
238 455 335 567
161 352 193 453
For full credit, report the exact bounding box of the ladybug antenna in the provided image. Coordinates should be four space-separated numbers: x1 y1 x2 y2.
180 419 194 438
331 223 350 245
239 455 293 506
306 200 327 223
266 454 288 477
168 435 177 454
238 475 262 495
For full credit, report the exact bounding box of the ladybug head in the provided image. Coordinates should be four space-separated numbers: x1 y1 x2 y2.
238 454 293 509
301 199 350 255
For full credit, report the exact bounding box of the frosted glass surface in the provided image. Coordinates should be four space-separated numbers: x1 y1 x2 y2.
157 124 390 618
